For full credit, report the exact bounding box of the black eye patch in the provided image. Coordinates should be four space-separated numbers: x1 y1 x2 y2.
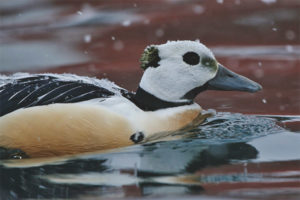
183 52 200 66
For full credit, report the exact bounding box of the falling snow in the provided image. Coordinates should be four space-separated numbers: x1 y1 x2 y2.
254 69 264 79
155 29 164 37
258 62 262 67
262 99 267 104
285 30 296 41
113 41 124 51
84 34 91 43
261 0 277 4
279 105 285 111
144 19 150 25
276 92 282 98
193 5 205 14
122 20 131 27
285 45 293 53
235 0 241 5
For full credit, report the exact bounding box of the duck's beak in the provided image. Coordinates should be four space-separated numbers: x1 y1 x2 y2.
207 64 262 92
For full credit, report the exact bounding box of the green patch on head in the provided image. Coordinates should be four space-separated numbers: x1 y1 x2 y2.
140 45 160 70
201 56 218 72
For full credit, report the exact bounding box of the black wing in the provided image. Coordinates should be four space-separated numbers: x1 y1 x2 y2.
0 74 132 117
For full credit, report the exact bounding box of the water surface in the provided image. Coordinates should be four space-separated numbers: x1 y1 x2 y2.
0 0 299 199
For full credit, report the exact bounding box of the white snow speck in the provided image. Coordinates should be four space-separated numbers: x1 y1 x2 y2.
285 30 296 40
261 0 276 4
133 3 137 7
262 99 267 104
88 64 97 72
254 69 264 78
216 0 224 4
276 92 282 98
272 27 277 32
258 62 262 67
111 36 116 41
279 105 285 111
155 29 164 37
193 5 205 14
285 45 293 53
144 19 150 25
113 41 124 51
235 0 241 5
122 20 131 27
84 34 92 43
77 11 83 15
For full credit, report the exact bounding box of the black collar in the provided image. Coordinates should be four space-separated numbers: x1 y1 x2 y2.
131 87 193 111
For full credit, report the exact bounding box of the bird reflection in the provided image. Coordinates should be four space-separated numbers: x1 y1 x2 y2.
0 140 258 199
185 142 258 173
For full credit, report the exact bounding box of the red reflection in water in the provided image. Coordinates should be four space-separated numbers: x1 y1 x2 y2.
0 0 300 199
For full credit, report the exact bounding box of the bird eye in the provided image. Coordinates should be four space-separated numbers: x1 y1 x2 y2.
183 52 200 66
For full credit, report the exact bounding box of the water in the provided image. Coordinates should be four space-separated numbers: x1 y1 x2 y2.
0 0 300 199
0 113 299 199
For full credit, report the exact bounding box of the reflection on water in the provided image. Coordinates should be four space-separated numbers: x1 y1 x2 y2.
1 113 299 199
212 45 300 60
0 42 90 71
0 0 300 199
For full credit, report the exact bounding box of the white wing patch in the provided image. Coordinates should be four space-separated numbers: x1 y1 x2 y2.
0 72 124 96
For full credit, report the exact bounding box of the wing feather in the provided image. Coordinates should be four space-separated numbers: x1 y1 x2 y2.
0 74 131 117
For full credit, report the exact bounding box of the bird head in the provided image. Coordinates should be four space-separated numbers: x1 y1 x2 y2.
139 40 262 103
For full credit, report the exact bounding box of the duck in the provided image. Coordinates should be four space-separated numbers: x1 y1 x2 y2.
0 40 262 158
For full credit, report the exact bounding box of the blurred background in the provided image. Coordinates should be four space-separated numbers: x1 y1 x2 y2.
0 0 299 115
1 1 300 200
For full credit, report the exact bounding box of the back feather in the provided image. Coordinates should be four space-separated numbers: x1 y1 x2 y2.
0 74 133 117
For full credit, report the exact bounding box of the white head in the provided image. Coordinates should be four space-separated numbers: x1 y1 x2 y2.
137 40 261 110
139 40 219 102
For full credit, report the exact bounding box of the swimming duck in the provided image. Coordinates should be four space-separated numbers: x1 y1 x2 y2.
0 40 261 158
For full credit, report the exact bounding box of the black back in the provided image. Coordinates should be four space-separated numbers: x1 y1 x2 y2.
0 75 132 117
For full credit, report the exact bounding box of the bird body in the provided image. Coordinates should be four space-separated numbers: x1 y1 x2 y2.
0 41 262 158
0 96 201 157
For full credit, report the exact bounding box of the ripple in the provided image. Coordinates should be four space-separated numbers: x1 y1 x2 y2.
144 112 284 144
194 112 284 140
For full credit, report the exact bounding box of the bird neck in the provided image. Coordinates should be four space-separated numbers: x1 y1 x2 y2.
132 87 193 111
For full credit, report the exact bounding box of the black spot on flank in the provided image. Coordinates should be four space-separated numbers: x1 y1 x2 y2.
183 52 200 66
0 147 29 159
130 132 145 144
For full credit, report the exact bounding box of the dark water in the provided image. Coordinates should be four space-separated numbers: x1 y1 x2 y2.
0 113 299 199
0 0 300 199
